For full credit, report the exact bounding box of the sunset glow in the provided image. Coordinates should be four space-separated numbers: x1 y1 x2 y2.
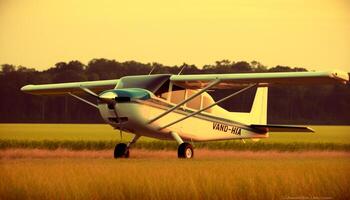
0 0 349 71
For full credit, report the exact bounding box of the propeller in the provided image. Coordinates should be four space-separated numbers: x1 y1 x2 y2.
79 86 116 104
79 86 124 133
80 86 99 98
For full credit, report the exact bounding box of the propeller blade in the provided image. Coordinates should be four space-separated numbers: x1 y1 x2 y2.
79 86 116 104
79 86 99 98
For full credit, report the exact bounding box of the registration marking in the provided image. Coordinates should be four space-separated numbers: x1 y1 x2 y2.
212 122 241 135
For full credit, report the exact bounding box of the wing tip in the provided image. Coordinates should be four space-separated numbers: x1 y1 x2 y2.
20 85 34 92
330 70 349 84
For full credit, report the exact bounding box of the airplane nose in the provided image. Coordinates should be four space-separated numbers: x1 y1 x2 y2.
99 91 117 103
98 88 151 103
98 91 131 103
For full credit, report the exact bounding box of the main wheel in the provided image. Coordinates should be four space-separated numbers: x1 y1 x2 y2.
178 143 194 159
114 143 130 158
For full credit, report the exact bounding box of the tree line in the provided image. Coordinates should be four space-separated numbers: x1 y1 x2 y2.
1 58 349 124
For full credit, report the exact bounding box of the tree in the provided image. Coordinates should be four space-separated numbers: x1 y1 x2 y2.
0 58 348 124
231 61 252 73
50 61 87 82
1 64 16 73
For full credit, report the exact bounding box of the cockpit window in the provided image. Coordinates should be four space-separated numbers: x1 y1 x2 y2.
156 81 184 99
117 74 171 93
156 80 215 113
202 93 215 113
186 90 201 110
155 80 170 99
169 90 186 104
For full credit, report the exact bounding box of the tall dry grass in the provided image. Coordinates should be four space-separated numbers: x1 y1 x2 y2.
1 139 349 151
1 155 349 200
1 148 349 159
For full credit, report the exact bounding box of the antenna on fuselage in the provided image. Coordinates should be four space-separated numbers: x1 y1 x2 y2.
148 65 156 75
177 64 187 75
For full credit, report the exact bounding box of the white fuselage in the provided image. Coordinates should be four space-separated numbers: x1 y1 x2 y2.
98 96 268 142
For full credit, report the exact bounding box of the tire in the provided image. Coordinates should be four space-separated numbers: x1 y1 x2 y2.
114 143 129 158
178 143 194 159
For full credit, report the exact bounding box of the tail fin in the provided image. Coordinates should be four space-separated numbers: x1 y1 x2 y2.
228 86 268 125
249 86 268 124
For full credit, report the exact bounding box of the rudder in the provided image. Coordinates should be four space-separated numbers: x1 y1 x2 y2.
227 86 268 125
249 86 268 125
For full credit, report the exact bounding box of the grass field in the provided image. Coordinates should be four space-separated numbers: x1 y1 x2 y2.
1 124 350 142
1 124 349 199
0 124 349 151
1 154 349 200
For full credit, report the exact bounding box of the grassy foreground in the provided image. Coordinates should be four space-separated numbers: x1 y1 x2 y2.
1 124 349 200
0 124 349 151
1 157 349 200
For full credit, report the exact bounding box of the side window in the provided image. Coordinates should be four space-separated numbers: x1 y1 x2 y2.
157 82 185 101
168 90 211 112
202 93 215 113
170 90 186 104
186 90 201 110
155 80 170 99
160 92 168 100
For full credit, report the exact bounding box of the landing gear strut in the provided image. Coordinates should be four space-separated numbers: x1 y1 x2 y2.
114 135 140 159
171 131 194 159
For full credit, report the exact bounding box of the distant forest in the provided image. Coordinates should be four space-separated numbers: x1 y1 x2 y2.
1 59 349 124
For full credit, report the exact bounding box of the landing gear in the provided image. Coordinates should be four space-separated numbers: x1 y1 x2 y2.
113 135 140 159
114 143 129 158
170 131 194 159
178 143 194 159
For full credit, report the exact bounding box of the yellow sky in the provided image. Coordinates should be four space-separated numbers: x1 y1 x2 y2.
0 0 349 71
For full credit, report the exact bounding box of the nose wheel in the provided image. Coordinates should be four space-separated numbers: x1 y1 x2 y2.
114 143 129 158
114 134 140 159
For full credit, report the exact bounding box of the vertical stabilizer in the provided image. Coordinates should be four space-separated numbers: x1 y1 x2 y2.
249 86 268 125
226 86 268 125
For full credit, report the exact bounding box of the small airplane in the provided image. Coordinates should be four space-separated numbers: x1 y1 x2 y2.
21 69 349 158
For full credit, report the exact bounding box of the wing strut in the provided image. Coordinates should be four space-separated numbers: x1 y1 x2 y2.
159 84 257 130
68 93 98 108
148 79 221 124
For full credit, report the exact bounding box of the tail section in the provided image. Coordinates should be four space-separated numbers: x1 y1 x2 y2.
249 86 268 124
228 86 268 125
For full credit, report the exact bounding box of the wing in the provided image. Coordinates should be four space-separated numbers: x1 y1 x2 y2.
170 71 349 89
21 79 119 95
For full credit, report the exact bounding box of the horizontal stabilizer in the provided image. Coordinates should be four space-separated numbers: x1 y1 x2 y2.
251 124 314 133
